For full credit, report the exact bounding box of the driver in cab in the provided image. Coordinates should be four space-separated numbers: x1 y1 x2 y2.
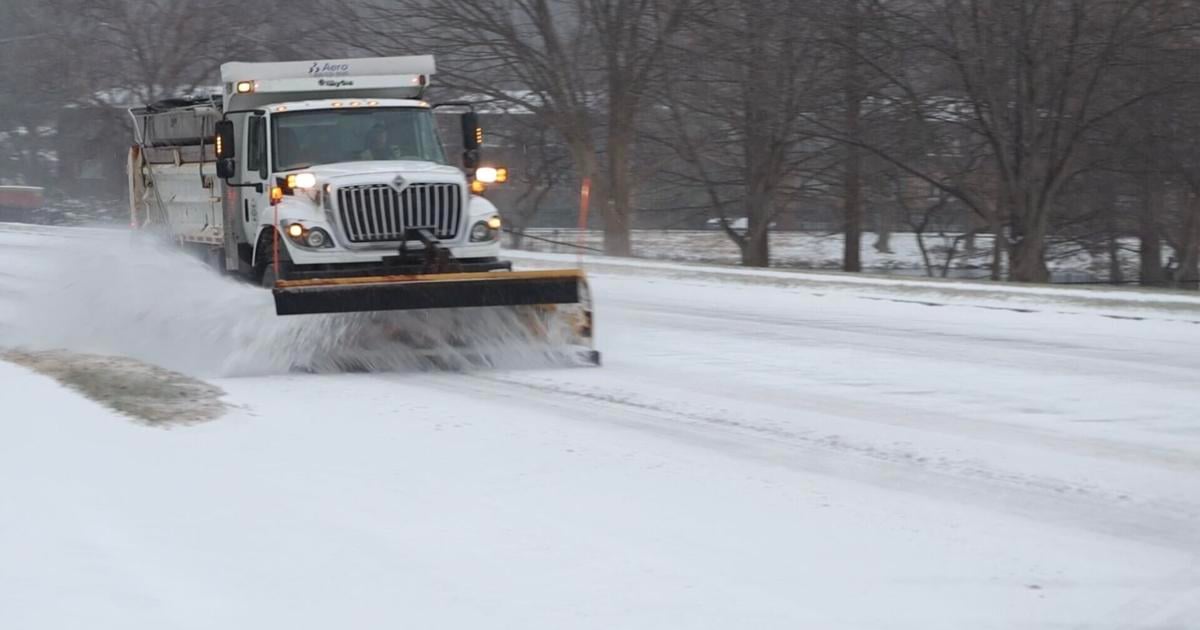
359 124 411 161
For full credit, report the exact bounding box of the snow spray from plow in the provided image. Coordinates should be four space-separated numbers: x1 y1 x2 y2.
0 230 594 376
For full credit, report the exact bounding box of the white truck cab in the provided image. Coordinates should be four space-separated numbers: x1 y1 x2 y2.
215 56 504 282
221 97 502 273
131 55 508 284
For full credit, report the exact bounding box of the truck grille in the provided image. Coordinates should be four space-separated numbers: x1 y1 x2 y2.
337 183 463 243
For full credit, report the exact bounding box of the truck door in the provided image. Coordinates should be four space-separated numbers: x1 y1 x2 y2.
221 112 268 248
220 112 263 272
242 114 269 241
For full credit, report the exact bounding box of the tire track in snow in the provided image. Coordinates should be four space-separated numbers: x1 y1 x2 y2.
406 371 1200 553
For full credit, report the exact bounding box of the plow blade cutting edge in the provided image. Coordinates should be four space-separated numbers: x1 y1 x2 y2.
272 269 586 316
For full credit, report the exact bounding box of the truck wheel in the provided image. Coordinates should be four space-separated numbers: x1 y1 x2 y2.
207 247 226 273
260 255 292 288
259 255 291 286
261 264 278 288
255 229 292 287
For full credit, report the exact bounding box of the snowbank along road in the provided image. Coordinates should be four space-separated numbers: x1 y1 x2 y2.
1 222 1198 629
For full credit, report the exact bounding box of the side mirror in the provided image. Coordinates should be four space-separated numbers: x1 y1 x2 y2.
216 158 237 179
462 149 480 170
215 120 236 158
461 112 481 150
215 120 236 179
460 111 483 169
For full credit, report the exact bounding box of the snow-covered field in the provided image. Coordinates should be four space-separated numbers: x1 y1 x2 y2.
2 223 1198 629
514 228 1142 282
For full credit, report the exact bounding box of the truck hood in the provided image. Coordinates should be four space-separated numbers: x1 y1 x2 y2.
299 161 466 182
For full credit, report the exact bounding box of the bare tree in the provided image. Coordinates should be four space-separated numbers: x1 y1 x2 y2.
839 0 867 272
806 0 1196 283
1105 14 1200 286
651 0 832 267
328 0 692 256
487 109 577 248
81 0 327 104
6 0 1200 289
0 1 94 186
916 0 1190 282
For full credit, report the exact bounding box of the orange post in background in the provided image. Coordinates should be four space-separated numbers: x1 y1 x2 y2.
576 177 591 264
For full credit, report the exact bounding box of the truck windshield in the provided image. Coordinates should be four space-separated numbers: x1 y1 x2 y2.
272 107 447 171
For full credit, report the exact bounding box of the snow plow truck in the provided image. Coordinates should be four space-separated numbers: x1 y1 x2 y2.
127 55 597 365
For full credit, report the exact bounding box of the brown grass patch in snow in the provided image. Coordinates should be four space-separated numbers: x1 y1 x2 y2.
2 350 227 427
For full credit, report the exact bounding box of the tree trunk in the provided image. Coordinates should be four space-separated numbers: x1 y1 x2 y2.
1006 183 1050 283
874 203 893 253
965 210 986 256
741 3 772 268
1009 228 1050 283
1101 177 1123 285
1139 173 1165 286
844 147 863 272
600 52 637 257
604 120 634 257
742 233 769 267
841 0 863 273
1107 232 1124 285
986 206 1005 281
1176 194 1200 289
743 184 771 267
914 231 934 277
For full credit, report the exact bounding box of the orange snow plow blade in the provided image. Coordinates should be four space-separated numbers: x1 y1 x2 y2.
272 269 586 316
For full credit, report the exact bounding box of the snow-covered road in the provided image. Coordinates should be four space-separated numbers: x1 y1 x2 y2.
2 223 1198 629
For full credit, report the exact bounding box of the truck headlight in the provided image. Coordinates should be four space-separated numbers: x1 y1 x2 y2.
470 217 499 242
287 172 317 189
284 224 334 248
474 166 509 184
475 167 499 184
305 228 329 248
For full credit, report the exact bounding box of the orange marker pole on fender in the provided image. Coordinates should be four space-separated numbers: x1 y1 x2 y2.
273 203 280 283
577 177 591 264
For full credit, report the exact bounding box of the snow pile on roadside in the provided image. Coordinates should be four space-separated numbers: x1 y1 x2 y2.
515 228 1138 280
508 250 1200 322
